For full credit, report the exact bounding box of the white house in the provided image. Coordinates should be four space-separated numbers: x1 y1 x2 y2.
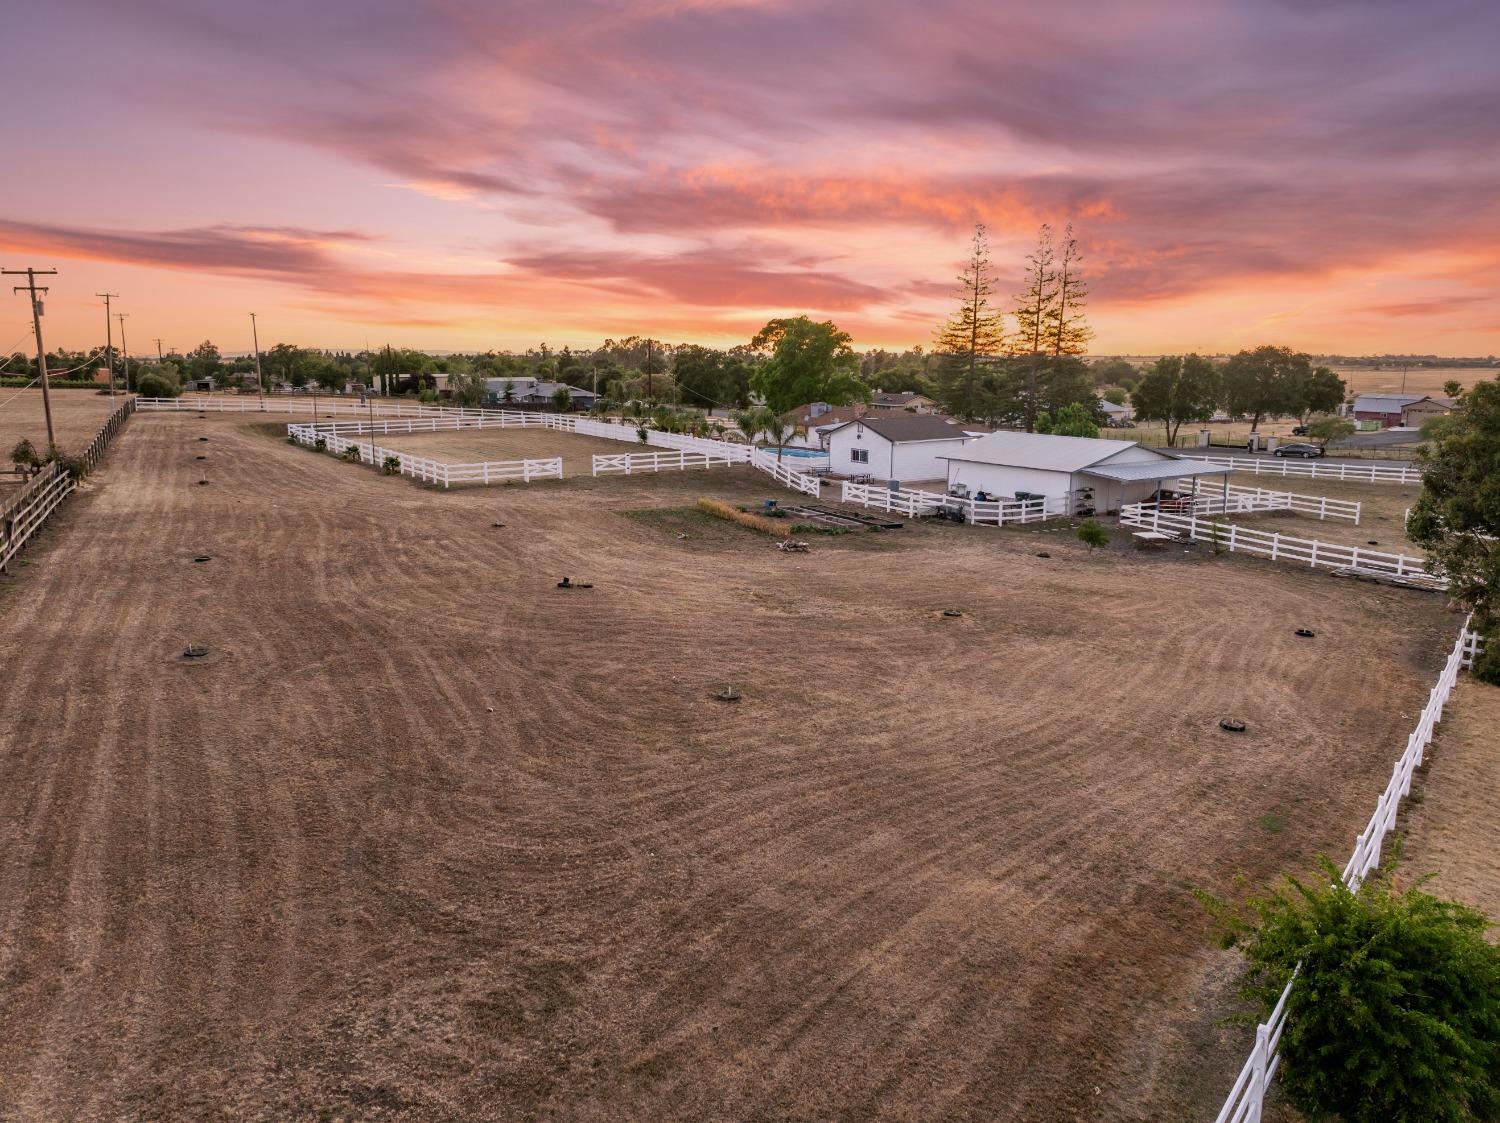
823 415 974 484
1099 399 1135 425
941 431 1232 514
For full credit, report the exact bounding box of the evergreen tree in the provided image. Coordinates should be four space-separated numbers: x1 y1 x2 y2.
933 223 1006 421
1047 224 1092 357
1012 224 1057 431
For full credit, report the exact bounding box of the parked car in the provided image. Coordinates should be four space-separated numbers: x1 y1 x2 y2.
1290 424 1308 436
1274 442 1325 459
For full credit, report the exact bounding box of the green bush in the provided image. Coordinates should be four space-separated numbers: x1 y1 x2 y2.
1208 859 1500 1123
314 437 327 452
10 438 38 471
340 445 361 462
135 371 181 399
1076 519 1109 552
1472 627 1500 686
383 455 401 475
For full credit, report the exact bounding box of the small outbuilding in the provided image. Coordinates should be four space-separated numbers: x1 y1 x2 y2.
941 430 1232 514
1350 393 1452 429
823 414 974 484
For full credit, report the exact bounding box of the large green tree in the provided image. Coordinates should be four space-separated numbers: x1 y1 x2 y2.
1293 364 1347 422
1407 378 1500 664
672 344 752 410
188 340 222 381
747 316 865 416
1221 345 1312 430
1011 224 1057 431
933 223 1006 420
1046 223 1091 357
1131 354 1222 444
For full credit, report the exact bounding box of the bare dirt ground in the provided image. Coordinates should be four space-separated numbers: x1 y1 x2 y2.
0 412 1462 1122
1398 679 1500 932
0 388 120 455
374 426 662 470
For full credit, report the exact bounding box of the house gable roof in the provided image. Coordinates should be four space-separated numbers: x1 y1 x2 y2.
824 414 972 444
941 430 1169 472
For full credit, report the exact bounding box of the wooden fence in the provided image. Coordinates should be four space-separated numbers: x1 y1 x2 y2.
1178 453 1421 485
1216 620 1478 1123
0 397 136 571
1118 503 1441 589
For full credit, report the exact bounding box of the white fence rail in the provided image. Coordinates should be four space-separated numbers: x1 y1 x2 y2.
1179 454 1421 485
1119 505 1441 589
839 481 1067 525
592 450 735 475
751 449 822 497
287 423 561 487
1178 482 1361 523
1217 620 1478 1123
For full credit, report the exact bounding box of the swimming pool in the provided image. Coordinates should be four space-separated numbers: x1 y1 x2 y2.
766 446 830 461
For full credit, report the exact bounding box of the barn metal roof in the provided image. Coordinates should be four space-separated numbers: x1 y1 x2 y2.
941 430 1150 471
1081 459 1233 483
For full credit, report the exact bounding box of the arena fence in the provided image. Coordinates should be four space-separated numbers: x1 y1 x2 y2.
592 450 736 475
838 480 1065 525
286 422 561 486
1177 453 1421 485
750 449 823 497
1118 504 1441 589
1216 619 1478 1123
1 397 136 571
1175 481 1361 523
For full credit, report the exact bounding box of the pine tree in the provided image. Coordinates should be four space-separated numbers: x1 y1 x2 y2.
1011 224 1056 431
1047 224 1092 357
933 223 1006 421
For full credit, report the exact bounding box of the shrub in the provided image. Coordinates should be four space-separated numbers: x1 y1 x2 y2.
383 455 401 475
1207 859 1500 1123
10 438 38 472
340 445 362 462
135 371 181 399
1076 519 1109 552
637 425 650 444
696 497 792 538
313 437 327 451
1472 627 1500 686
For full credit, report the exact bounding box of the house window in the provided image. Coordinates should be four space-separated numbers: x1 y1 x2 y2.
850 448 869 464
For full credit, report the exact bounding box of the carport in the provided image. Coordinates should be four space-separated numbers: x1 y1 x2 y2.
1078 457 1234 513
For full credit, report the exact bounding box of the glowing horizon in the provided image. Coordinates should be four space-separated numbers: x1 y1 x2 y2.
4 1 1498 358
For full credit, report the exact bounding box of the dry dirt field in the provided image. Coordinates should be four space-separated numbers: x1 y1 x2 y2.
374 426 659 469
1398 680 1500 932
0 412 1465 1122
0 388 121 455
1220 473 1426 553
1333 366 1497 397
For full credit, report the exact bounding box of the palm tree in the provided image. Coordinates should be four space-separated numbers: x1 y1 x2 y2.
762 414 795 462
733 406 767 446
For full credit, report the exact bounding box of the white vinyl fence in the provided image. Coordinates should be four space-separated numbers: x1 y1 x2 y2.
593 450 736 475
1178 454 1421 485
287 423 561 486
751 449 823 497
838 481 1066 525
1177 482 1361 523
1216 620 1478 1123
1119 504 1441 589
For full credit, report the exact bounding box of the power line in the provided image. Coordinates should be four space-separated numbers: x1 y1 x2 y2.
3 267 58 447
115 313 129 393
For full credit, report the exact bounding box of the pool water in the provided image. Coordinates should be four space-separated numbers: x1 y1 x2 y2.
767 446 830 460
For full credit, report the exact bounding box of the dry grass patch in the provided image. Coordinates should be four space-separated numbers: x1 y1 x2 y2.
696 496 792 537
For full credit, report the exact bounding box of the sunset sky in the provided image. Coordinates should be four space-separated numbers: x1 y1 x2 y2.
5 0 1498 357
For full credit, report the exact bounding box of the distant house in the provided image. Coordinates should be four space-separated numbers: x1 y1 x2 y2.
781 402 869 447
867 391 937 413
187 376 215 393
484 377 599 409
940 431 1232 514
1098 399 1135 425
823 415 975 484
1351 393 1452 429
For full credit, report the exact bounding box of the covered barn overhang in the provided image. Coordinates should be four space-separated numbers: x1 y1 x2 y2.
1079 459 1233 485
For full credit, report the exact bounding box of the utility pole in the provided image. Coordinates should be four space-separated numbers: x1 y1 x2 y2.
97 291 119 401
249 312 264 410
115 313 130 392
645 337 653 406
5 267 58 448
153 338 164 362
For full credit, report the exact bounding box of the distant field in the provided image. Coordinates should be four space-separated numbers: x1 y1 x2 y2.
0 388 120 454
1332 365 1496 397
